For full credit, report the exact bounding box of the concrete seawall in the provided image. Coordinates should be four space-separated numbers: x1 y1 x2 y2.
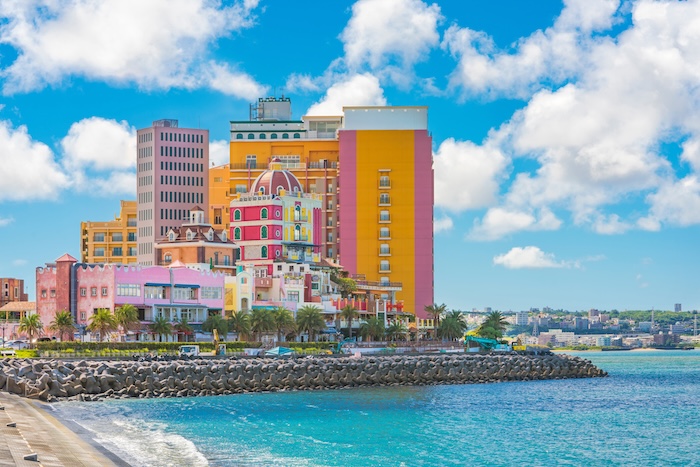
0 354 607 402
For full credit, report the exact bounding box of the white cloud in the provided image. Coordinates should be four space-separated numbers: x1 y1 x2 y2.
0 0 265 96
493 246 566 269
442 0 620 100
209 140 230 167
12 259 27 266
470 207 561 241
204 62 268 100
341 0 441 78
452 0 700 239
434 138 508 212
306 73 387 116
434 215 453 233
0 120 70 201
61 117 135 171
59 117 136 196
0 216 14 227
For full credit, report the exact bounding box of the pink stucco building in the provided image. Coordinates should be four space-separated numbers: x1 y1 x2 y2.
36 254 224 341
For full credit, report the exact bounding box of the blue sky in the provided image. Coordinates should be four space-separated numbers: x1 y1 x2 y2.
1 0 698 312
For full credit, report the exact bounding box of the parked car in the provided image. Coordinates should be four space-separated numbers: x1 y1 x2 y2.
4 340 30 350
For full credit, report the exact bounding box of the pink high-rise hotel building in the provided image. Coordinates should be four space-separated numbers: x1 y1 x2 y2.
136 119 209 265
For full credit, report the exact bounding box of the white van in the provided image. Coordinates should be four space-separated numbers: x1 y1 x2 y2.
178 345 200 357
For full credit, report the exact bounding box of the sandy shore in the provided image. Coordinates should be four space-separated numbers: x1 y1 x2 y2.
0 392 128 466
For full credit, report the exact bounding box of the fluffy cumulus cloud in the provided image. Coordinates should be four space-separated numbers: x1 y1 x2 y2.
442 0 620 99
0 0 265 96
209 140 230 167
434 138 509 212
441 0 700 239
434 215 453 233
493 246 567 269
341 0 441 81
0 120 70 201
306 73 387 116
60 117 136 195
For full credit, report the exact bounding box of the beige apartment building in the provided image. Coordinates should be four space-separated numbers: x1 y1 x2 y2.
80 200 138 264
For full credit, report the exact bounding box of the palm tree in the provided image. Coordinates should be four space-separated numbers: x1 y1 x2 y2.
295 305 325 342
339 304 359 339
150 315 172 342
174 317 194 342
87 308 117 342
439 310 467 340
386 322 408 342
476 311 509 340
19 314 43 347
203 314 229 340
228 310 251 341
273 307 296 343
250 308 275 342
115 304 140 341
359 317 385 342
424 303 447 339
49 310 75 342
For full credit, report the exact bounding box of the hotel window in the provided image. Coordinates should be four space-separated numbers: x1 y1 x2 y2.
379 193 390 205
261 246 268 258
145 286 166 299
41 289 47 298
164 253 172 264
80 287 86 297
93 233 105 242
236 134 243 139
113 247 123 256
282 133 289 139
380 260 390 272
261 208 268 219
102 287 108 296
117 284 140 297
50 289 56 298
246 154 256 168
260 133 266 139
380 210 390 222
91 287 98 297
128 232 136 241
248 134 254 139
379 176 391 188
380 227 390 239
94 247 105 257
234 227 241 240
380 277 390 285
271 133 278 139
80 312 86 321
287 291 300 302
261 226 268 239
380 244 390 255
201 287 222 300
294 133 300 139
112 232 123 241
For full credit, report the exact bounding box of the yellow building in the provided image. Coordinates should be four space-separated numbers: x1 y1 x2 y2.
80 200 138 264
209 164 232 233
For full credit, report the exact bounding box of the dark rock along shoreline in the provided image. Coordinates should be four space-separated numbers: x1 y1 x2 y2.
0 354 607 403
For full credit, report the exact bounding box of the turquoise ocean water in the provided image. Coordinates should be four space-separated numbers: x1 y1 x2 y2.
49 351 700 466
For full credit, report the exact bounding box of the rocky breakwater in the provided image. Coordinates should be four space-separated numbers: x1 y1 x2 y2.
0 354 607 402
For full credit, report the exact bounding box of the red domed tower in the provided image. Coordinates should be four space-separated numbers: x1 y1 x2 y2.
230 159 323 276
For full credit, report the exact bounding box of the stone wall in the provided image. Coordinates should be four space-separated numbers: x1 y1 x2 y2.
0 354 607 403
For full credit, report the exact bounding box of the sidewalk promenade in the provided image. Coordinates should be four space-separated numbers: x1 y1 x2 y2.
0 393 125 466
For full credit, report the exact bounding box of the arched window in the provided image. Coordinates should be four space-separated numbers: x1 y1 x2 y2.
261 208 268 219
247 133 254 139
277 185 285 195
234 227 241 240
270 133 278 139
259 133 266 140
282 133 289 139
234 209 241 221
293 133 300 139
236 134 243 140
261 225 268 239
294 205 301 221
261 246 268 258
294 224 301 241
259 186 265 194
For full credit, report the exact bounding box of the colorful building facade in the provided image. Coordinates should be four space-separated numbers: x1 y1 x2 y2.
36 254 225 341
338 107 434 319
155 207 238 274
80 200 138 264
209 163 231 233
230 159 323 277
0 277 28 309
136 119 209 266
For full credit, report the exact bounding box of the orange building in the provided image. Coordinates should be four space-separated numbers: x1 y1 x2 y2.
80 200 138 264
0 277 28 309
209 164 231 233
155 207 238 274
229 98 341 261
